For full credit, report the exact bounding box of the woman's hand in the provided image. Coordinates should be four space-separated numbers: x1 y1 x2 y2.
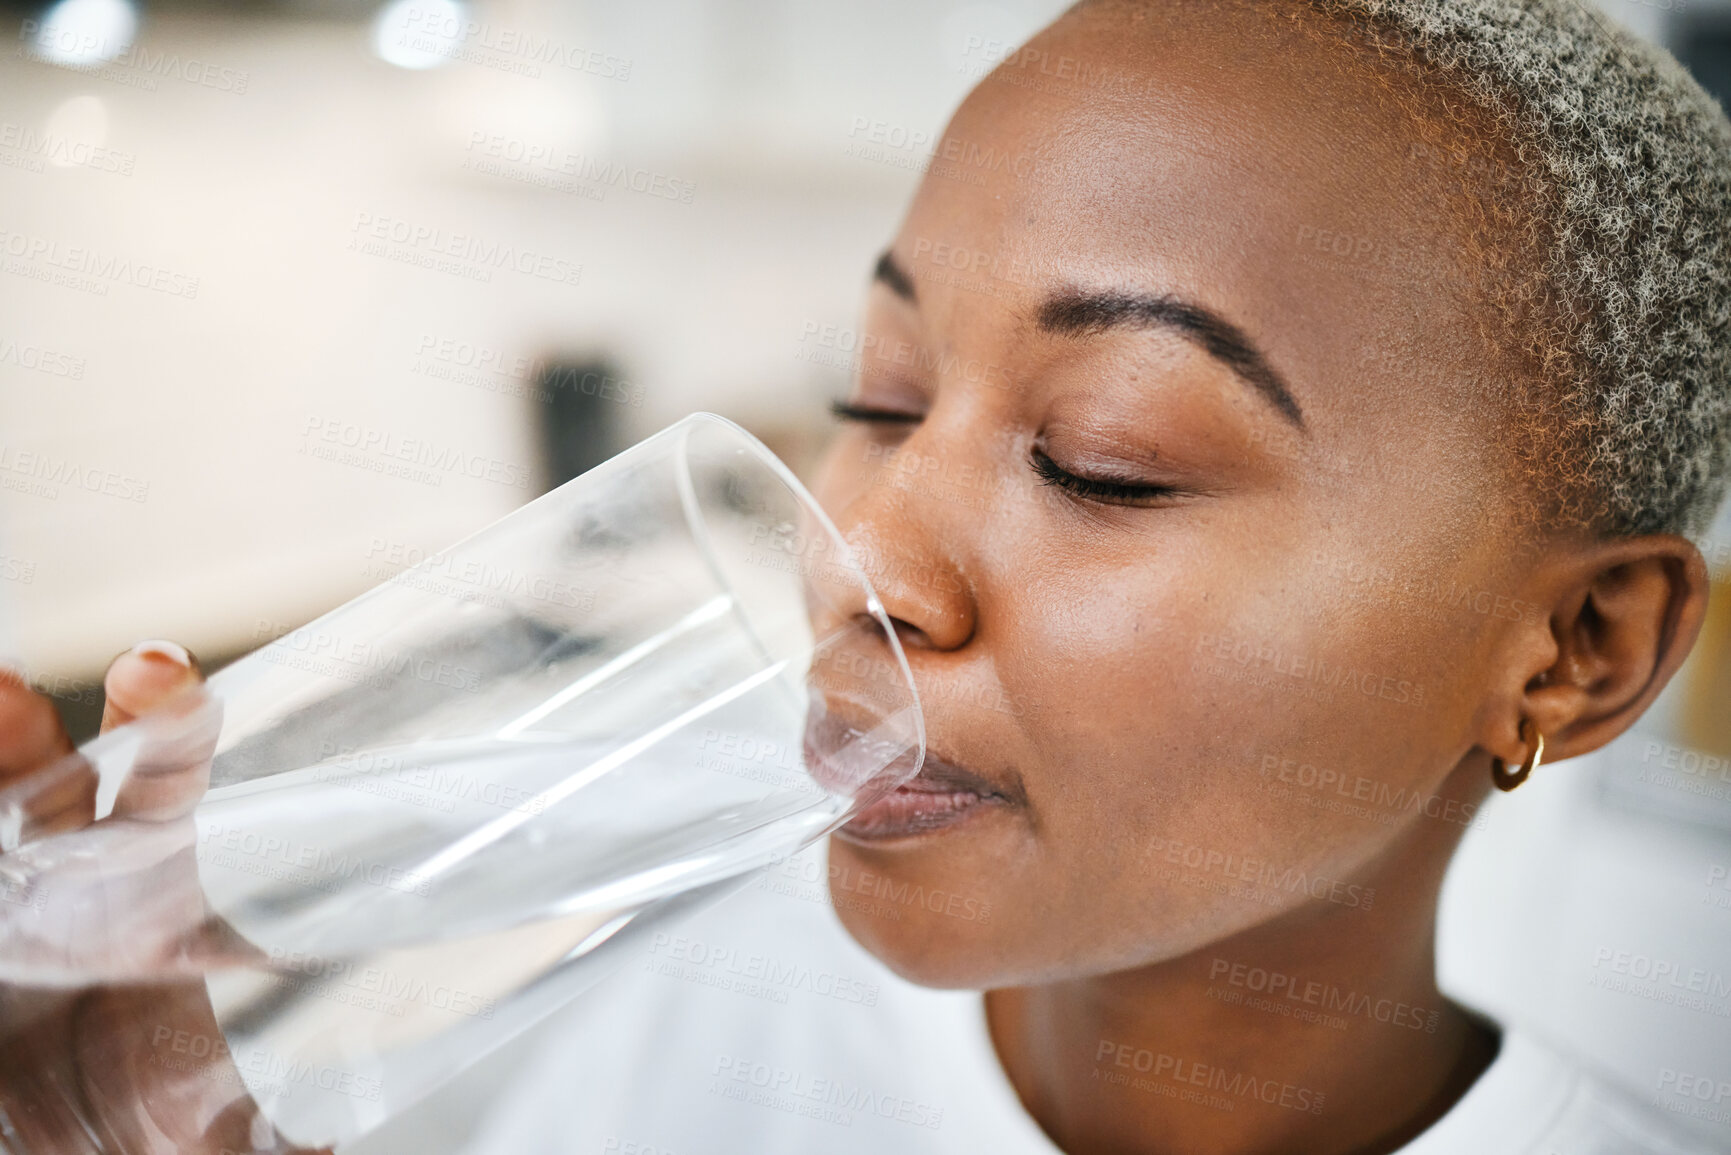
0 645 330 1155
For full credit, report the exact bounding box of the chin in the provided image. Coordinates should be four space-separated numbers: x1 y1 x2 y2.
823 823 1025 989
828 885 1009 988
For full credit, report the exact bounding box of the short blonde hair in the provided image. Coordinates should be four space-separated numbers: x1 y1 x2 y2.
1311 0 1731 537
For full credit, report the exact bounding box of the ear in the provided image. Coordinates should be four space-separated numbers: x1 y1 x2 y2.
1482 534 1711 767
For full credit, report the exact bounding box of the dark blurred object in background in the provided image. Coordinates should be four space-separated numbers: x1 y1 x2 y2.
1675 8 1731 108
537 356 629 490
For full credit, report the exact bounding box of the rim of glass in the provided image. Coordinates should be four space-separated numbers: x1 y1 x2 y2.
668 411 926 773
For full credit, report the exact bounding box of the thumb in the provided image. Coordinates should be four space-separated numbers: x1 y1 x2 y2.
102 641 219 821
102 640 203 733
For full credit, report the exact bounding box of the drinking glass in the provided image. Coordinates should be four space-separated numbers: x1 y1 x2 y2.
0 412 924 1149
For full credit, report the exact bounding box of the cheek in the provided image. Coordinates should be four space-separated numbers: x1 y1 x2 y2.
979 560 1459 944
1002 533 1466 782
825 514 1495 985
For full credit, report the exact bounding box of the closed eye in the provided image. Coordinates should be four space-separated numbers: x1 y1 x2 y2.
1030 447 1183 506
831 400 923 425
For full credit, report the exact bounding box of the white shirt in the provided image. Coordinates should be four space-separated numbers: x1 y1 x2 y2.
462 844 1716 1155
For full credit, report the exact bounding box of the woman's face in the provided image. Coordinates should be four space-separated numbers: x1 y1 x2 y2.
813 4 1540 988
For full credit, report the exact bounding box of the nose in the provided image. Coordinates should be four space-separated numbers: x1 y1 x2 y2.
828 472 977 654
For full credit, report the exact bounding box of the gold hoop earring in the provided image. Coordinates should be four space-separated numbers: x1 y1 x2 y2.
1490 719 1545 792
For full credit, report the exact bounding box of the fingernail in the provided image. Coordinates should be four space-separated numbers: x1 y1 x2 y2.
130 639 195 669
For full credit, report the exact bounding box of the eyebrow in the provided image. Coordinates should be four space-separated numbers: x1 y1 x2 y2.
1037 289 1305 429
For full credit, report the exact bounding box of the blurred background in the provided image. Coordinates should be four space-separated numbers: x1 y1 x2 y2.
1 0 1729 1149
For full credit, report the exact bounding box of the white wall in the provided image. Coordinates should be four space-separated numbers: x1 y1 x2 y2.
0 0 1069 678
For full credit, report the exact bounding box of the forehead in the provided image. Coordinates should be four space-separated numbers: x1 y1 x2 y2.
897 2 1510 431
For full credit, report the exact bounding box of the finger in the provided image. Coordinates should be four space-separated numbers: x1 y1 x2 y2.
75 980 338 1154
0 990 104 1154
102 642 219 823
0 665 74 785
102 640 203 734
0 666 94 841
74 982 271 1154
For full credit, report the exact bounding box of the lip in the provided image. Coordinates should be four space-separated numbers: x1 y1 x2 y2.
834 753 1012 843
